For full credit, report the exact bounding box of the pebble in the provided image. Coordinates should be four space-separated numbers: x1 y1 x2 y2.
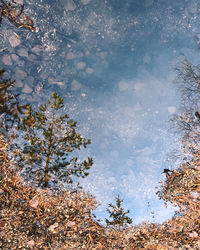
71 80 82 91
66 51 83 60
40 72 48 79
31 45 42 55
76 62 86 70
16 60 25 67
48 77 64 86
86 67 93 74
9 35 21 48
25 76 34 85
17 48 29 58
22 84 33 94
27 53 37 61
64 0 76 11
15 80 23 88
81 0 91 5
118 80 129 91
15 69 27 80
14 0 23 4
11 54 19 62
2 55 12 65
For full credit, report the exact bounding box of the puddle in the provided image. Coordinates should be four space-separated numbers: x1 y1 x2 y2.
0 0 199 225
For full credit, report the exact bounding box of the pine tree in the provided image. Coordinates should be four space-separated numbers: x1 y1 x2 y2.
0 69 27 134
15 92 93 187
105 195 132 229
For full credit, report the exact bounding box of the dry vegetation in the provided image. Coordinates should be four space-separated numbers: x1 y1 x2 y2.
0 1 199 248
0 133 199 249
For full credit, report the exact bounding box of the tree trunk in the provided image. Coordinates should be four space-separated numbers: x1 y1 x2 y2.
44 113 54 186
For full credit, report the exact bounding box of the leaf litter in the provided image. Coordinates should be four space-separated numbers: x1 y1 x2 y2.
0 134 199 249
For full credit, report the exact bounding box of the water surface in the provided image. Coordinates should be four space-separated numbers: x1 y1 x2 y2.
1 0 199 225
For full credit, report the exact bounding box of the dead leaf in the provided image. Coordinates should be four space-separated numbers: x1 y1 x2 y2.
27 239 35 247
67 221 76 228
49 222 58 233
189 231 198 238
30 198 39 209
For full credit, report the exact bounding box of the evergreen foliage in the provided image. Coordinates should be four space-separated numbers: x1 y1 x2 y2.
0 69 27 134
105 195 132 229
15 92 93 187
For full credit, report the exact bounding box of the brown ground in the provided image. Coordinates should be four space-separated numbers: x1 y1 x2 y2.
0 134 199 249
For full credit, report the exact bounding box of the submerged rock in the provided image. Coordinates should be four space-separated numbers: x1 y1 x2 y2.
15 69 27 80
17 48 29 58
81 0 91 5
22 84 33 94
76 62 86 70
31 45 43 55
11 54 19 62
2 55 12 65
71 80 82 91
9 35 21 48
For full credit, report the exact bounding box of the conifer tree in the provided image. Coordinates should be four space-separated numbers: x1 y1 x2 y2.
105 195 132 229
15 92 93 187
0 69 26 134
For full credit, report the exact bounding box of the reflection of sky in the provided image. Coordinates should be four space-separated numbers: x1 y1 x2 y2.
1 0 200 224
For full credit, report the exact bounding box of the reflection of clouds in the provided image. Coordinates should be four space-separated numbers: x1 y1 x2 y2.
153 202 179 223
133 103 143 111
124 106 134 117
81 162 118 205
108 119 140 144
133 201 178 225
1 0 191 225
120 170 156 200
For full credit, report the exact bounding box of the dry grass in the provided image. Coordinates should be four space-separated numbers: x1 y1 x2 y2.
0 134 199 249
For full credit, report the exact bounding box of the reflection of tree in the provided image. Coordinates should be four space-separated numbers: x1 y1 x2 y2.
171 59 200 156
105 195 132 229
157 57 200 237
16 92 93 187
0 69 27 134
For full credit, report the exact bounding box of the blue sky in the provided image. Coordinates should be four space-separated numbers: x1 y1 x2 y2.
1 0 200 225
